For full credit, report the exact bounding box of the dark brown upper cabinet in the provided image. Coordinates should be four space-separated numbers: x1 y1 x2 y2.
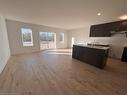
90 20 127 37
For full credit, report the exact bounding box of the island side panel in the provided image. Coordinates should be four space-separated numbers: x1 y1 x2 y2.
72 45 109 69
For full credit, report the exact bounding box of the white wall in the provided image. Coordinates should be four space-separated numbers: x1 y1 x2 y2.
6 19 68 55
68 26 127 59
0 16 10 74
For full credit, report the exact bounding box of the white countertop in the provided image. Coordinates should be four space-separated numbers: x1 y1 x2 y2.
74 44 109 50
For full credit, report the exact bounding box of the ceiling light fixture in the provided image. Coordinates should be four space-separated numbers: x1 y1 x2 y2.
97 13 101 16
119 15 127 20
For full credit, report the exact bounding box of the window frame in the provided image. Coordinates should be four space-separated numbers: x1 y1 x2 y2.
21 28 33 47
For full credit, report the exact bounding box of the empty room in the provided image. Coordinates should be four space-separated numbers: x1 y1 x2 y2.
0 0 127 95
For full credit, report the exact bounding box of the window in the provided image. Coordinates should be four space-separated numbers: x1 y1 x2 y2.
21 28 33 46
60 32 64 43
40 32 55 42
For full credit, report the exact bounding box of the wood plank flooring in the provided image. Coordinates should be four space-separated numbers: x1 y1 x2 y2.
0 49 127 95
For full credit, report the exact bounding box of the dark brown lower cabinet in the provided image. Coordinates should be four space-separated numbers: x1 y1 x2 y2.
121 47 127 62
72 45 109 69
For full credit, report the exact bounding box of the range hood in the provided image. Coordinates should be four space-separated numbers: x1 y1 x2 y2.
110 30 127 37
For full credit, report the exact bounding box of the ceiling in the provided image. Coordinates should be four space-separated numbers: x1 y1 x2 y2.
0 0 127 29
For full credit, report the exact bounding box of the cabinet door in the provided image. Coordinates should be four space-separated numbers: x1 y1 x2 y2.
90 20 127 37
118 20 127 31
121 47 127 62
90 24 111 37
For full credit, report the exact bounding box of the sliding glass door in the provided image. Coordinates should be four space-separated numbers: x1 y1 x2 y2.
39 32 56 50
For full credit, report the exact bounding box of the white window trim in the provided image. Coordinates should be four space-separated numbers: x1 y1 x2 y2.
21 28 33 47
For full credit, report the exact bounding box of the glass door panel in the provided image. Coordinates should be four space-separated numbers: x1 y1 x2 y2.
39 32 56 50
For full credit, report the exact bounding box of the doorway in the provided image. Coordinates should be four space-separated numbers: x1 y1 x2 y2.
39 32 56 50
71 37 75 47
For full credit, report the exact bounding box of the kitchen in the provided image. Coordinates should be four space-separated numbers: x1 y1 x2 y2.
70 20 127 68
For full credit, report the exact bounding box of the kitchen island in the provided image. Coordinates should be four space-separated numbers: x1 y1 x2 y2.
72 44 109 69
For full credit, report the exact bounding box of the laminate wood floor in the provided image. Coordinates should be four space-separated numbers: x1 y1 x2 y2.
0 49 127 95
